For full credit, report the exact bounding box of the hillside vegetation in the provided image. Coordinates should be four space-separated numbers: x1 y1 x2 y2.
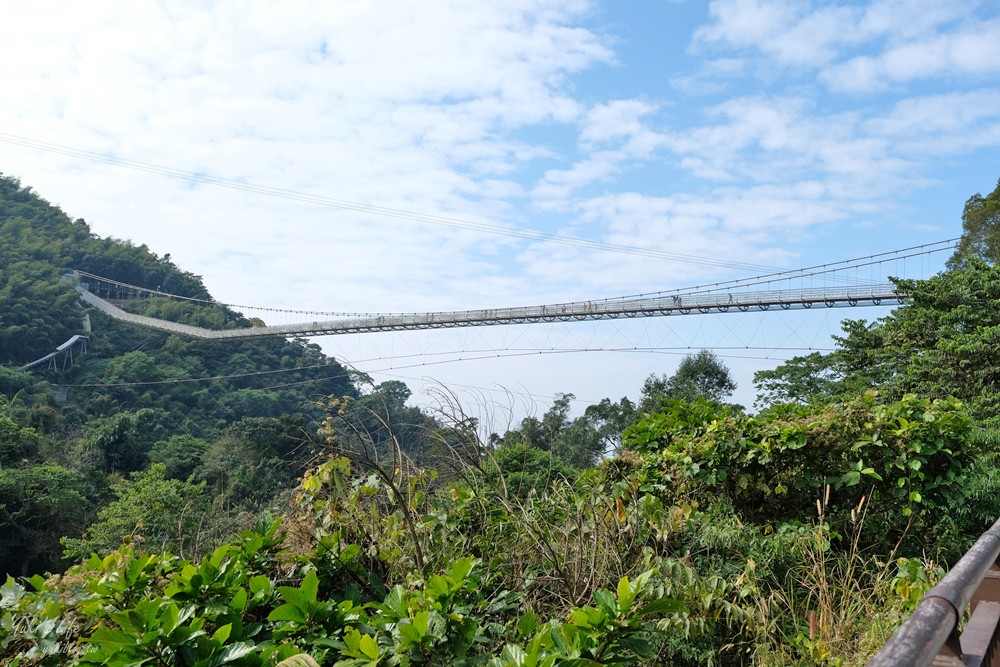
2 175 1000 665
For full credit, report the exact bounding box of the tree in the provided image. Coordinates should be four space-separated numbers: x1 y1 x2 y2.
640 350 736 411
948 178 1000 269
494 394 605 468
0 262 82 364
753 352 842 408
489 442 576 498
343 380 439 460
0 368 47 401
0 414 42 467
550 415 604 469
148 434 210 480
624 392 975 555
0 464 89 575
835 260 1000 421
63 464 210 560
83 410 152 473
196 417 306 512
583 397 637 456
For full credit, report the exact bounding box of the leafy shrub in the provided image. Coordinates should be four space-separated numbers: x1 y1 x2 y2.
625 393 975 554
489 443 576 498
62 464 211 561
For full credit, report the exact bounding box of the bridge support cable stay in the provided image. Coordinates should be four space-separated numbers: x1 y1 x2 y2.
607 237 958 302
75 280 906 341
70 236 953 340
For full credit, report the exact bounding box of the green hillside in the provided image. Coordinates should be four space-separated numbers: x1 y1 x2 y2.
0 173 356 429
0 174 364 575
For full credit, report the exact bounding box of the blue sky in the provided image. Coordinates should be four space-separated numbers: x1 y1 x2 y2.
1 0 998 417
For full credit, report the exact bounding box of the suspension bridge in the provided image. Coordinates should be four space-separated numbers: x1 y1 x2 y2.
66 239 955 341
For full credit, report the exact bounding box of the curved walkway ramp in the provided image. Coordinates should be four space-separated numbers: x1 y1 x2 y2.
76 282 906 340
19 334 88 370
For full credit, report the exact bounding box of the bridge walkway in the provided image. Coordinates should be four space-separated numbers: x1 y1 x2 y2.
75 282 906 340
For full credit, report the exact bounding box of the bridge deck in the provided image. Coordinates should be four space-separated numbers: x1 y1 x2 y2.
76 283 906 340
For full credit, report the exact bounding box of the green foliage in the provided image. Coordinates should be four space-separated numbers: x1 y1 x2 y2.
1 520 287 666
583 396 638 456
292 451 767 663
0 260 82 363
753 351 843 409
624 398 736 455
83 410 151 474
640 350 736 411
490 443 576 498
1 503 694 667
0 175 366 575
625 393 974 554
63 464 211 560
0 464 90 575
149 434 211 480
0 414 42 467
943 437 1000 539
197 417 313 514
1 174 357 442
4 172 1000 666
1 421 959 667
836 260 1000 421
493 393 606 469
341 381 441 461
949 178 1000 269
0 368 48 402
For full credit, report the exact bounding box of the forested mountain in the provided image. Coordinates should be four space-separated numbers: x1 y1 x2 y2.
0 173 356 428
0 174 379 575
3 175 1000 666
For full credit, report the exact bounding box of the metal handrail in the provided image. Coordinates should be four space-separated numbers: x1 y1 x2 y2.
74 280 907 340
867 516 1000 667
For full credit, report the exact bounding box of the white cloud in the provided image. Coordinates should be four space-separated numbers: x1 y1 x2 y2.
857 0 969 39
531 99 670 205
692 0 994 91
694 0 805 50
670 58 747 95
580 99 659 147
862 89 1000 153
510 184 832 297
693 0 865 68
822 19 1000 91
667 97 817 181
532 150 628 204
664 95 931 190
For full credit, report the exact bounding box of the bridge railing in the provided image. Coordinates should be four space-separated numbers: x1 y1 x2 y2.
74 276 906 339
566 283 903 316
867 515 1000 667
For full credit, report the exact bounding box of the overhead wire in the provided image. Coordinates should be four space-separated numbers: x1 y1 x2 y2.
62 345 835 388
241 347 820 392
